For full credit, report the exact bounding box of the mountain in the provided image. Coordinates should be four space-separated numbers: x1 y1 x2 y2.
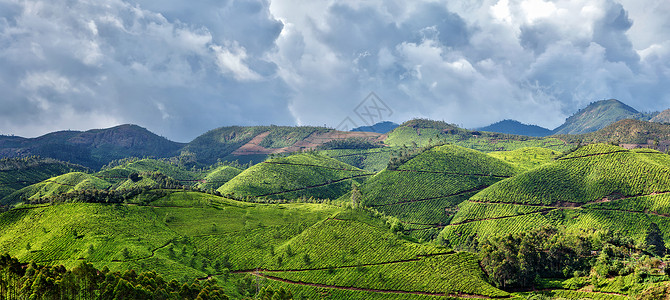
651 109 670 123
477 120 552 137
350 121 399 133
552 99 657 135
183 125 383 165
0 124 184 169
555 119 670 151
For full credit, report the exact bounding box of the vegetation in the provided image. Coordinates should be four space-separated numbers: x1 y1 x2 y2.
0 156 87 200
218 153 371 200
552 99 657 135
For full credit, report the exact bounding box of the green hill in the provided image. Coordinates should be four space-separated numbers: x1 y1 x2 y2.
0 124 184 169
353 145 517 240
0 191 507 299
2 172 111 205
552 99 656 135
384 119 571 153
441 144 670 248
487 147 560 172
320 148 397 172
95 158 204 186
218 153 371 200
195 165 242 191
0 157 87 200
557 119 670 145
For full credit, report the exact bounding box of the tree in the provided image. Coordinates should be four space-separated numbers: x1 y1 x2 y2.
645 222 666 257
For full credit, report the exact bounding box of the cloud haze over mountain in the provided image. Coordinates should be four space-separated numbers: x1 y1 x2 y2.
1 0 669 141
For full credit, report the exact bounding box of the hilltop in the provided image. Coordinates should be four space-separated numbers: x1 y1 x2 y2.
552 99 657 135
218 153 371 200
0 125 183 169
651 109 670 123
477 120 552 137
351 121 399 133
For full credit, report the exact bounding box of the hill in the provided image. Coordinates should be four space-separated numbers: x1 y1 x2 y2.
184 125 383 165
384 119 571 153
477 119 552 137
0 125 184 169
351 121 399 133
195 165 242 191
552 99 656 135
218 153 371 200
95 158 204 187
651 109 670 123
441 144 670 247
352 144 517 240
556 119 670 151
487 147 560 172
0 157 87 200
0 191 507 298
2 172 111 205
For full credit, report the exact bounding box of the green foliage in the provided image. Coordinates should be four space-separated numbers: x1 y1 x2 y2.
320 148 397 172
316 137 384 150
0 254 229 299
487 147 560 172
195 166 242 191
218 153 370 200
0 156 88 200
471 144 670 205
3 172 111 206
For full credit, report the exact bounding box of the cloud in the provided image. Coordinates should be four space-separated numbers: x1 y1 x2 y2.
1 0 670 142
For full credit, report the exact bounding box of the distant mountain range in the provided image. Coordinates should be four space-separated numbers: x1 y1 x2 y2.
479 99 660 136
476 120 552 137
350 121 399 133
1 99 668 170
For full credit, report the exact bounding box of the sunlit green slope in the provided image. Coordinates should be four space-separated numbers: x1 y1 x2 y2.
218 153 371 200
2 172 111 205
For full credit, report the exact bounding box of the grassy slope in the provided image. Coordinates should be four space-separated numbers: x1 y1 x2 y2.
195 165 242 191
320 148 397 172
471 144 670 205
218 153 370 200
95 159 204 186
0 191 506 298
355 145 517 239
0 158 87 199
184 126 331 165
487 147 560 172
2 172 111 205
557 119 670 144
441 144 670 247
384 119 571 152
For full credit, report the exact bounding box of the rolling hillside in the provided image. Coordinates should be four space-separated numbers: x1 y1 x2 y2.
651 109 670 123
0 191 507 299
353 144 517 240
441 144 670 247
195 165 242 191
218 153 372 200
0 157 87 200
552 99 657 135
385 119 571 152
557 119 670 151
95 158 205 186
2 172 111 205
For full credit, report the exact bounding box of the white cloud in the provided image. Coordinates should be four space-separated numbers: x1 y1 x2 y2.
1 0 670 141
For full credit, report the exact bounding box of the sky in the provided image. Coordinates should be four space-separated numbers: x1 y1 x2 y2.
1 0 669 142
